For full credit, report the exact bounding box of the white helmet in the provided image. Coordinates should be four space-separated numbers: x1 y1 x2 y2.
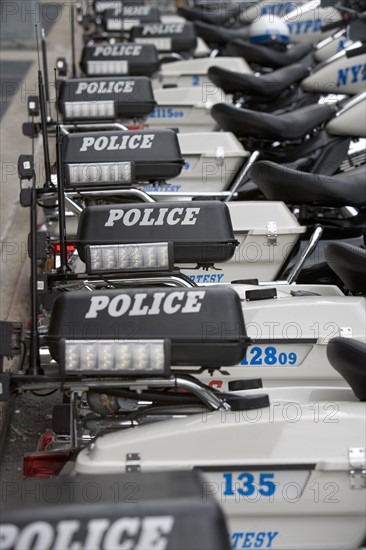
249 15 290 46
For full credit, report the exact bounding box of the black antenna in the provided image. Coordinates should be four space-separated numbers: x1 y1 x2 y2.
27 160 43 375
41 27 51 118
36 26 52 188
54 67 68 274
71 3 77 78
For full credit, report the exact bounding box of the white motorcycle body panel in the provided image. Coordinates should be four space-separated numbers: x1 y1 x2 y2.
302 49 366 95
284 0 342 43
153 57 252 89
176 284 366 389
314 30 349 63
183 202 306 282
326 92 366 137
75 388 366 550
146 87 224 132
193 37 212 58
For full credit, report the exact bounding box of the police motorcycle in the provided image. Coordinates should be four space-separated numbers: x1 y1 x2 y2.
191 0 342 54
207 2 366 117
210 86 366 206
44 166 366 391
77 0 253 86
32 95 365 286
171 3 361 128
17 126 366 394
28 114 366 392
76 21 250 133
13 276 366 549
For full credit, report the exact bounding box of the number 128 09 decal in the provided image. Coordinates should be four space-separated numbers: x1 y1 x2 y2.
241 346 297 366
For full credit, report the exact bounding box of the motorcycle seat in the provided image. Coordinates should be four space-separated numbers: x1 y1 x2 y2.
177 6 241 26
194 20 250 46
208 63 309 97
325 242 366 295
227 39 313 69
250 162 366 206
327 337 366 401
211 102 334 140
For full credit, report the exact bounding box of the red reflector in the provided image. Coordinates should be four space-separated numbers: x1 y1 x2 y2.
54 243 76 253
126 124 149 130
37 431 54 451
23 451 70 478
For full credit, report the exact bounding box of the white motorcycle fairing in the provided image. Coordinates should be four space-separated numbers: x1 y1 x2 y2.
302 47 366 95
75 385 366 550
326 91 366 137
284 0 342 43
314 29 349 62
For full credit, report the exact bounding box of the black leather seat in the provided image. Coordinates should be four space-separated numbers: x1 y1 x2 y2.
324 242 366 294
208 63 309 97
227 39 314 68
178 5 241 26
211 102 334 140
250 162 366 206
194 20 250 46
327 338 366 401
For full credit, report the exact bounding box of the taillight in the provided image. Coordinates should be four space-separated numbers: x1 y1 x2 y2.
23 451 71 478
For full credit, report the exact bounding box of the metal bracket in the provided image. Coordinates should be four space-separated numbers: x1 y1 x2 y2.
266 221 278 246
340 327 352 338
349 447 366 489
126 452 141 473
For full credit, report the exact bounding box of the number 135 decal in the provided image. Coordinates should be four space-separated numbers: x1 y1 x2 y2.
223 472 276 497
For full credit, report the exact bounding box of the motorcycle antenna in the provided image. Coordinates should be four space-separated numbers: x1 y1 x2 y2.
41 27 51 118
36 26 52 189
71 3 77 78
54 67 69 274
22 28 43 375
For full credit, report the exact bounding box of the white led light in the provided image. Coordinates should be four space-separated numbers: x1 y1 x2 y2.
94 1 123 13
87 61 129 75
66 162 132 186
134 37 172 51
63 339 168 375
64 101 115 120
106 18 140 31
86 242 172 273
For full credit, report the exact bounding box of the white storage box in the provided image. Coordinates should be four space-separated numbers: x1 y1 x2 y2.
153 56 252 89
183 283 366 389
173 132 248 192
75 389 366 550
183 201 307 283
146 87 226 132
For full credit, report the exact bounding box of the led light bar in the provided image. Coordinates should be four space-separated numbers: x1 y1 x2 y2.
106 18 140 31
134 38 172 51
65 162 133 187
94 0 123 13
85 242 174 273
61 339 170 376
87 61 128 75
64 101 115 120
